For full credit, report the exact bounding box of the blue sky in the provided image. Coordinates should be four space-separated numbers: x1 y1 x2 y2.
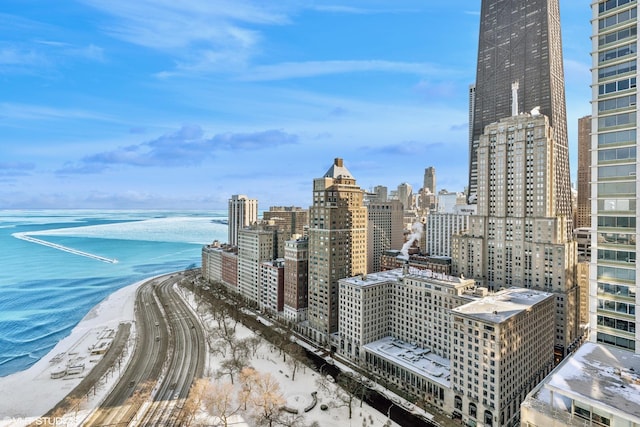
1 1 592 210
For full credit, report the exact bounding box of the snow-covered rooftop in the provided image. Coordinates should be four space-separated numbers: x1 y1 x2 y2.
340 268 404 286
523 342 640 423
452 287 553 323
363 336 450 388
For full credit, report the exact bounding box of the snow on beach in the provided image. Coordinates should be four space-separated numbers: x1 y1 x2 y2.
0 277 145 426
0 277 403 427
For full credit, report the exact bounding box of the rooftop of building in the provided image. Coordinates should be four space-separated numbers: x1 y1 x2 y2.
340 269 404 287
452 287 553 323
522 342 640 424
363 336 450 387
323 157 354 179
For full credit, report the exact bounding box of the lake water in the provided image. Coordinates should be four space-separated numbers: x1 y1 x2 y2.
0 210 227 377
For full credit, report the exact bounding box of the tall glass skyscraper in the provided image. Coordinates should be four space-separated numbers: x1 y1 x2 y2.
469 0 573 237
591 0 638 353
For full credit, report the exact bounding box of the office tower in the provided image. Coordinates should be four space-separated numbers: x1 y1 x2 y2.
469 84 476 162
453 109 578 358
366 199 404 273
424 167 436 195
469 0 573 238
576 116 592 229
283 237 309 323
307 158 367 344
228 194 258 246
237 227 276 307
396 182 413 210
451 288 555 426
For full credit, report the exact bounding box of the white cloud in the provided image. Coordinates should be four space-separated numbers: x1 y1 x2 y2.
238 60 445 81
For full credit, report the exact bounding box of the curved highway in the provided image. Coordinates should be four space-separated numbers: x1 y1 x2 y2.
84 272 205 426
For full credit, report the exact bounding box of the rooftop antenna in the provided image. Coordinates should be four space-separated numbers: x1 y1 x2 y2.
511 80 519 116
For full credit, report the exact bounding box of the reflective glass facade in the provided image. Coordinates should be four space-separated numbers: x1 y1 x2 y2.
591 0 639 353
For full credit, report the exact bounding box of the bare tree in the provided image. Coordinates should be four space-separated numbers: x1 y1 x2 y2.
217 357 246 385
247 371 285 427
204 380 240 427
247 335 263 357
180 378 209 426
285 343 309 381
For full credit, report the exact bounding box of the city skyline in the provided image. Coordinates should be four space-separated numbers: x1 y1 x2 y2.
2 1 590 210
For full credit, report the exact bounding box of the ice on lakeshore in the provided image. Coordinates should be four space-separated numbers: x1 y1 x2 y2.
24 216 227 245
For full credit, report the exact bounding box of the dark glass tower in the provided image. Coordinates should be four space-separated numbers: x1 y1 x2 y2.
469 0 572 233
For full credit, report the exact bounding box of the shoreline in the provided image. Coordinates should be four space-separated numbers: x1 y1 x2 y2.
0 274 159 425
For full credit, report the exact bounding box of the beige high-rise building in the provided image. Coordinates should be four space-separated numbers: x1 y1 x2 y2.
237 227 276 307
366 199 404 273
307 158 367 344
452 112 578 358
576 116 592 229
451 288 555 427
228 194 258 246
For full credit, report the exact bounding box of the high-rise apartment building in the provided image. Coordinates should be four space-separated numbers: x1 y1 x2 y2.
590 0 638 353
237 227 276 306
262 206 309 238
521 3 640 425
366 199 404 273
576 116 592 229
307 158 367 344
468 0 573 237
228 194 258 246
453 111 578 357
283 237 309 323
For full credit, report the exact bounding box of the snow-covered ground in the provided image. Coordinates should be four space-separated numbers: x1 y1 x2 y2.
0 278 403 427
178 287 403 427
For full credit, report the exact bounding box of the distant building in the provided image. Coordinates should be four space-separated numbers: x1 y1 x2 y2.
424 166 436 195
396 182 413 210
379 251 452 275
283 237 309 323
426 212 472 257
576 116 591 229
228 195 258 246
261 259 285 314
202 242 238 289
262 206 309 239
366 199 404 273
237 227 276 306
